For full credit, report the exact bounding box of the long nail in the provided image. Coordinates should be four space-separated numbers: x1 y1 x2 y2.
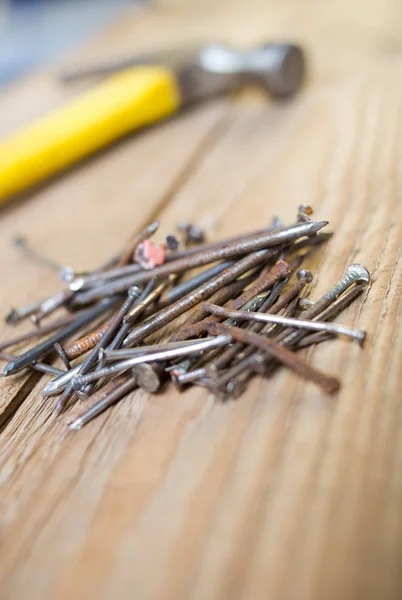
2 297 120 376
69 220 285 292
69 219 289 294
72 335 232 388
205 322 340 394
105 338 217 361
72 222 328 305
202 304 366 345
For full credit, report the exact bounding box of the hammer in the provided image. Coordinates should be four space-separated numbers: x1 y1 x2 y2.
0 42 305 204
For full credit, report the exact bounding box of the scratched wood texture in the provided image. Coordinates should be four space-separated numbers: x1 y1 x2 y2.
0 0 401 599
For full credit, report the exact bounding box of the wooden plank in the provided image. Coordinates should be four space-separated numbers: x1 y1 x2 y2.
0 1 401 599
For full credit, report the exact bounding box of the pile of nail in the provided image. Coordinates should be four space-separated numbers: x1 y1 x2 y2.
0 206 370 430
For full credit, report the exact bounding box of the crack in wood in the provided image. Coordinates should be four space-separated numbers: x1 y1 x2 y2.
0 372 42 433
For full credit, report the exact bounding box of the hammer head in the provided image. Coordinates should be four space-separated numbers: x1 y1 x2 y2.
197 42 305 98
256 43 305 98
179 41 306 104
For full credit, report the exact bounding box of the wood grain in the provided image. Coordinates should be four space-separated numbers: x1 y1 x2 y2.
0 1 401 599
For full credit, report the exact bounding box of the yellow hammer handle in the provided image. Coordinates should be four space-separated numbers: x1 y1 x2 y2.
0 66 181 203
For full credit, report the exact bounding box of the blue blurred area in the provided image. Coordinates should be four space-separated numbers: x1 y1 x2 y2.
0 0 142 85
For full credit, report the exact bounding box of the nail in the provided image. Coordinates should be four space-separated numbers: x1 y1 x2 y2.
131 363 164 393
70 217 283 291
169 259 292 342
69 264 142 292
202 304 366 345
180 286 303 386
123 249 281 347
54 287 141 414
54 343 72 370
2 297 120 376
297 204 314 222
216 277 368 393
6 299 49 326
157 261 234 308
69 229 329 301
169 277 253 342
124 276 174 324
282 264 370 347
205 322 340 394
13 235 62 271
42 364 81 396
63 285 142 360
295 283 368 348
68 376 138 430
106 281 155 349
30 289 74 325
177 222 206 245
72 335 232 388
174 288 281 384
117 221 160 267
105 338 217 361
71 221 328 305
0 351 65 377
304 264 370 319
222 270 313 368
174 217 283 258
178 276 292 381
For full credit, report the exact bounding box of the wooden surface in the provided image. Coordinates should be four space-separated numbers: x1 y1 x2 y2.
0 1 401 598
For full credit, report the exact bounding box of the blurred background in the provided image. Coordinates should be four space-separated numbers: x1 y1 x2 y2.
0 0 146 85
